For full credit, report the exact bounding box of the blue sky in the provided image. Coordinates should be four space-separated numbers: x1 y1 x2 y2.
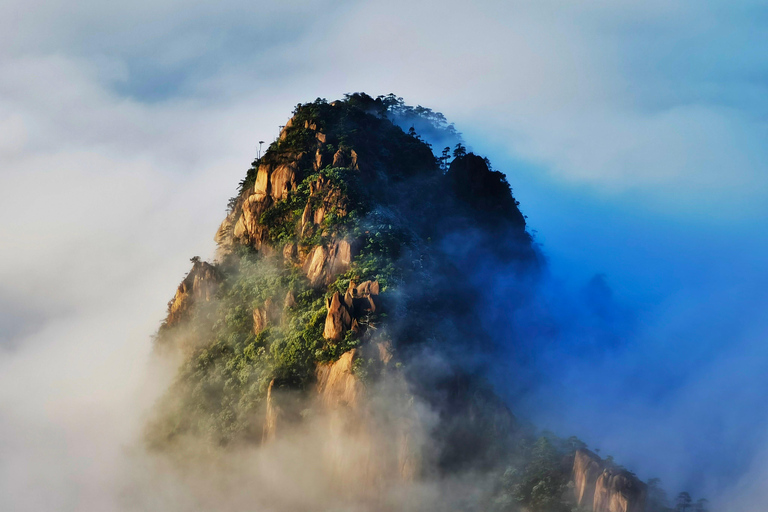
0 1 767 509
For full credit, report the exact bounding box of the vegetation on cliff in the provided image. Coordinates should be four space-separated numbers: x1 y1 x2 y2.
148 93 533 446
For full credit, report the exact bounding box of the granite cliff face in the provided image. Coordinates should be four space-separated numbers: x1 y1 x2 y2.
572 449 647 512
147 94 649 512
164 259 219 328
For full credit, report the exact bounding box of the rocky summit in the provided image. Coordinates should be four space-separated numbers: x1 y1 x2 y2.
146 93 648 512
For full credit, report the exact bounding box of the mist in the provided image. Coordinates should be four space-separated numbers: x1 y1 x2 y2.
2 1 768 511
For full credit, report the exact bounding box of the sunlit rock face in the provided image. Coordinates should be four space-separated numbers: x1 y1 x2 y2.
572 449 647 512
574 449 604 510
323 280 379 341
165 259 219 327
261 346 420 486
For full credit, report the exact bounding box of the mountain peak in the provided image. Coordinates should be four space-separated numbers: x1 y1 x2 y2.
146 94 645 512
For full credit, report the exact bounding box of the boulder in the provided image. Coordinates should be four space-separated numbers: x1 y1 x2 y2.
313 206 325 225
348 280 379 317
278 117 294 141
232 190 271 249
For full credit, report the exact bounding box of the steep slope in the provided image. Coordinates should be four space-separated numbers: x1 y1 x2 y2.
146 93 648 512
573 450 647 512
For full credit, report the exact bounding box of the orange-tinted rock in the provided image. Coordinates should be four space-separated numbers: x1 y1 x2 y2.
326 239 352 279
574 449 604 510
253 307 267 335
304 239 354 287
166 259 219 327
594 470 646 512
304 245 327 286
316 349 362 409
254 164 270 199
278 117 294 141
313 206 325 225
232 189 271 249
377 341 393 365
572 449 647 512
323 292 353 341
314 347 421 483
270 162 297 201
263 379 278 443
332 149 346 168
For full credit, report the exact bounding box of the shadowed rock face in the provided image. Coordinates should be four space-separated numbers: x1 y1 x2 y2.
572 449 647 512
446 154 526 231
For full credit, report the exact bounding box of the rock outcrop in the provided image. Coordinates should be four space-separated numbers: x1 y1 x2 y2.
260 345 420 486
323 291 354 341
303 239 353 287
215 150 310 253
165 258 219 327
215 114 355 261
316 349 364 410
574 449 604 510
572 449 647 512
594 469 647 512
323 280 379 341
314 347 420 484
262 379 279 443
